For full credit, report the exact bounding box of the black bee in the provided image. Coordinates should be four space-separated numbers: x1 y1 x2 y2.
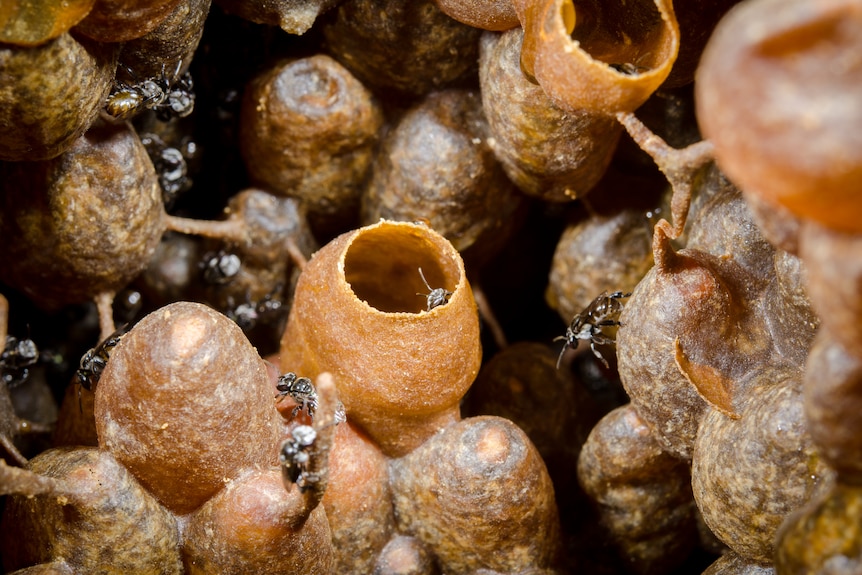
609 62 649 76
1 335 38 388
608 51 651 76
76 325 128 393
555 291 631 369
417 267 452 311
155 71 195 121
255 291 284 318
140 133 193 206
225 288 284 332
280 424 317 491
276 372 318 421
226 300 258 331
105 63 195 122
200 251 241 285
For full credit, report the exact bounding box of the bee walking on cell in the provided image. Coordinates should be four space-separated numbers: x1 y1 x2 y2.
200 250 241 286
277 374 344 492
276 372 318 421
76 324 129 410
0 334 38 388
140 133 195 206
280 424 318 492
555 290 631 369
104 62 195 122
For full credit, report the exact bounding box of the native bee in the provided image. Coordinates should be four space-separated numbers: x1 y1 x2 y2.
276 372 318 421
200 250 241 285
280 424 317 491
140 133 194 206
555 291 631 369
76 325 129 393
225 287 284 332
155 70 195 121
608 53 650 76
609 62 649 76
1 335 38 388
105 63 195 121
417 267 452 311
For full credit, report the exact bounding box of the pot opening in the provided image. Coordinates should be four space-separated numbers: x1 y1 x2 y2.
343 224 460 314
567 0 665 71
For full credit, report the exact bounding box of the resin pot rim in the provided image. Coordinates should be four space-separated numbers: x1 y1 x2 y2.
340 221 468 317
280 219 483 457
515 0 680 114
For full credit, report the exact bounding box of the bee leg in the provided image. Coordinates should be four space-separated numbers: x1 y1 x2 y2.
159 63 169 91
290 404 302 420
591 333 617 346
590 341 611 369
556 339 573 370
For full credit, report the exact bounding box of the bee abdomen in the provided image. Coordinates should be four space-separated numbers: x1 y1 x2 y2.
105 91 144 120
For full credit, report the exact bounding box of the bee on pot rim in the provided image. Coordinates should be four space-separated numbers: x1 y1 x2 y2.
200 250 241 285
417 267 452 311
105 62 195 121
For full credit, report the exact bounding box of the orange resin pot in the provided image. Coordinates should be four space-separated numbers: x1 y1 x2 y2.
280 220 482 457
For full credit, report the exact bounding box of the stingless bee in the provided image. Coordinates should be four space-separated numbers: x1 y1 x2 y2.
280 424 317 491
200 250 241 285
609 53 651 76
76 325 129 409
609 62 649 76
276 372 318 421
555 291 631 369
105 63 195 121
225 286 284 332
140 133 194 206
280 414 344 491
417 267 452 311
1 335 38 388
155 70 195 121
